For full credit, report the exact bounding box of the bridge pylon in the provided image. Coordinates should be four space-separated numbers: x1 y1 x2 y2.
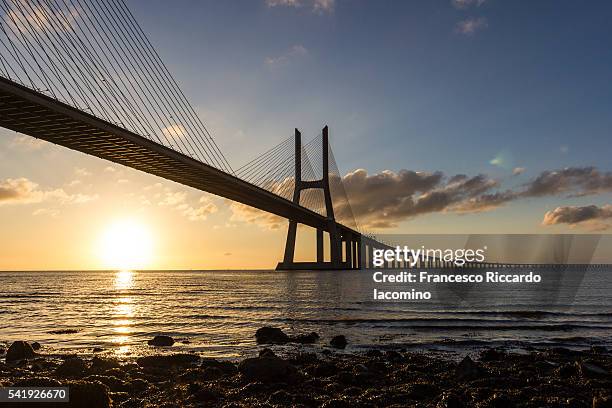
276 126 352 270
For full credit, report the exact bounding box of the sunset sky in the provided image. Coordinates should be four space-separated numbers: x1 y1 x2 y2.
1 0 611 270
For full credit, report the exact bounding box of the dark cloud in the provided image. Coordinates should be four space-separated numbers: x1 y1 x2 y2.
454 190 517 213
521 167 612 198
334 166 612 229
336 169 499 228
542 205 612 230
226 166 612 231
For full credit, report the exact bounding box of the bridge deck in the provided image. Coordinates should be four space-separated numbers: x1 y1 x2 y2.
0 77 358 237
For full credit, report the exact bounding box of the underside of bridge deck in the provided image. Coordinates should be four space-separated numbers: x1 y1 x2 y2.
0 77 359 241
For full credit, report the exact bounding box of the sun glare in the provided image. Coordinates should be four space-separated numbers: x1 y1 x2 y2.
97 219 154 270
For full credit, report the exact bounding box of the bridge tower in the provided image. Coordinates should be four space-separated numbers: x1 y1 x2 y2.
276 126 349 270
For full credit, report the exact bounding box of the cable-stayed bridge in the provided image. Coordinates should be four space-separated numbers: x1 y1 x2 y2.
0 0 386 269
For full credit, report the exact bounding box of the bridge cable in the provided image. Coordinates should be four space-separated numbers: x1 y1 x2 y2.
105 0 231 173
113 0 233 173
90 0 217 168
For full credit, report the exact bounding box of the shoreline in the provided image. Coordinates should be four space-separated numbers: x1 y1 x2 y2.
1 333 611 408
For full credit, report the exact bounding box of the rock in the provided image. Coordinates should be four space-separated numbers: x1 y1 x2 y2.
238 356 298 383
0 347 5 355
591 346 607 354
104 368 128 380
577 361 609 378
12 377 62 387
238 381 267 396
321 399 351 408
533 360 556 372
136 354 199 368
593 395 612 408
406 382 439 400
485 393 514 408
200 358 237 375
147 335 175 347
480 348 505 362
258 348 277 358
269 389 294 404
455 356 483 381
92 347 104 353
330 335 348 349
83 375 127 392
68 380 111 408
6 341 36 362
291 332 319 344
335 371 354 385
313 362 338 378
201 366 224 381
255 327 290 344
55 357 89 378
192 387 221 403
366 349 383 358
127 378 149 393
366 360 387 373
91 356 121 372
109 391 130 404
437 392 465 408
385 350 404 362
31 341 41 350
290 352 318 365
556 363 578 378
180 368 200 382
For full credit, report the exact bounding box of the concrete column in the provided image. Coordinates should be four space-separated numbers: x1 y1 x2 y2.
316 229 323 263
346 238 353 269
282 129 302 266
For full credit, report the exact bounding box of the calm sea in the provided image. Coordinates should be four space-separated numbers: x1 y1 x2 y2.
0 269 610 359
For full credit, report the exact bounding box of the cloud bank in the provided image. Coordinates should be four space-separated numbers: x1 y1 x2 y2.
336 166 612 229
0 177 97 206
542 205 612 231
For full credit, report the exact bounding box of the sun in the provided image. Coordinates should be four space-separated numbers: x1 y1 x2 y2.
97 219 154 270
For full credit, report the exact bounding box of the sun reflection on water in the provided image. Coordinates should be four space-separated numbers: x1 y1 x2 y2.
112 270 136 355
115 270 134 290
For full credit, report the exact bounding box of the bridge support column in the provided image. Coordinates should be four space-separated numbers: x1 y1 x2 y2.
346 237 353 268
316 229 324 263
283 221 298 265
277 126 352 271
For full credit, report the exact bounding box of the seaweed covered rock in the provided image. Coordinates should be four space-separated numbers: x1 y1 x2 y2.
55 357 89 378
6 341 36 362
255 327 290 344
68 380 111 408
137 354 199 368
147 335 175 347
238 355 298 383
330 335 348 349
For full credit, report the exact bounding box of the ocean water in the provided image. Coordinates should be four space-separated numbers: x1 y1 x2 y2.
0 268 610 359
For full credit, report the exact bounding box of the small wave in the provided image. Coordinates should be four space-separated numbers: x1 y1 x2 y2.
48 329 81 334
266 317 612 331
452 310 612 318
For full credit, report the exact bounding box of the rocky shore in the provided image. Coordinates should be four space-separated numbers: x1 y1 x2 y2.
1 328 611 408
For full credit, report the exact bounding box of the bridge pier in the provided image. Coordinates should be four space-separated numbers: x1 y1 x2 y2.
277 126 354 271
